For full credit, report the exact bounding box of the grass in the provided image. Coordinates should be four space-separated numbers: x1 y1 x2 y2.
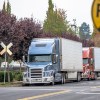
0 81 22 87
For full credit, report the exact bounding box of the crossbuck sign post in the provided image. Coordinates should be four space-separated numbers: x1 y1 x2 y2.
0 42 13 84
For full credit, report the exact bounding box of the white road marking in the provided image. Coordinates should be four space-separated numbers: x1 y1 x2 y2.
76 92 100 94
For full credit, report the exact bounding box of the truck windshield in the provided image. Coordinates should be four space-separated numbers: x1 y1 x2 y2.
83 58 88 64
29 54 51 62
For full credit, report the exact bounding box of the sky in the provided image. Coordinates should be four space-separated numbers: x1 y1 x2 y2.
0 0 94 32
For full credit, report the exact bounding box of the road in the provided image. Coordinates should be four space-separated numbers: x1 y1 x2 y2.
0 80 100 100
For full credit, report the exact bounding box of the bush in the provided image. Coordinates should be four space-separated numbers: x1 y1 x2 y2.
0 71 23 82
0 71 13 82
13 72 23 81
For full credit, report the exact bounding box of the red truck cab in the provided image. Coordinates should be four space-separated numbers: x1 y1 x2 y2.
82 47 95 80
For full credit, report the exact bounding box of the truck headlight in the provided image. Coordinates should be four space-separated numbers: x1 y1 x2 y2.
44 65 52 71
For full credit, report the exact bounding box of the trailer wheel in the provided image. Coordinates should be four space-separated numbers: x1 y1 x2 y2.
61 74 66 84
77 73 81 82
61 76 64 84
63 75 66 84
87 78 91 81
94 73 97 80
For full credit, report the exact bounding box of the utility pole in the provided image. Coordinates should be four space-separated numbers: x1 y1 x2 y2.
71 19 80 37
71 19 77 33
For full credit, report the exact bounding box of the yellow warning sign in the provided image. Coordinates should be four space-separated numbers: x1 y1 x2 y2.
91 0 100 31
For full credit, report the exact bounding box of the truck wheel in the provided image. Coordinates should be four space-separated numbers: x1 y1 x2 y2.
63 75 66 84
87 78 91 81
50 76 55 85
51 81 55 85
61 74 66 84
77 73 81 82
61 76 64 84
94 73 97 80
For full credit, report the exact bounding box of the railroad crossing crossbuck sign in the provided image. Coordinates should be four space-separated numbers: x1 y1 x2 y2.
91 0 100 32
0 42 13 55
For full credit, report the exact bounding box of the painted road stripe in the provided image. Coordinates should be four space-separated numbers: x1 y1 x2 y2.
18 90 71 100
91 86 100 89
76 91 100 94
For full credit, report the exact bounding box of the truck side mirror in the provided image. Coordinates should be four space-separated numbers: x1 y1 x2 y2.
23 55 27 63
52 54 58 64
90 58 93 65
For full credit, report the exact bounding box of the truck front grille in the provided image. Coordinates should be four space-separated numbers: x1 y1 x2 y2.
30 69 42 78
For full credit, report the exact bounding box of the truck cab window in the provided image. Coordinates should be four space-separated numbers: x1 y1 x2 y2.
83 58 88 64
29 55 51 62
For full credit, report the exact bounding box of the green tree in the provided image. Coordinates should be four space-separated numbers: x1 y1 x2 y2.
79 22 90 40
6 0 11 14
91 26 100 47
43 0 69 35
53 8 67 34
2 0 11 14
91 26 98 38
43 0 54 33
2 1 6 12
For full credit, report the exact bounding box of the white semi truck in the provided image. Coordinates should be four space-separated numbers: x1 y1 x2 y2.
22 38 83 85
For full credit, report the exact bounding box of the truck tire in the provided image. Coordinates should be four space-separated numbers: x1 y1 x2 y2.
94 73 97 80
87 78 91 81
77 73 81 82
50 76 55 85
61 74 66 84
61 76 64 84
51 81 55 85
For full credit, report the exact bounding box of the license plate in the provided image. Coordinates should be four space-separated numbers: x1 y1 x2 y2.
32 79 42 82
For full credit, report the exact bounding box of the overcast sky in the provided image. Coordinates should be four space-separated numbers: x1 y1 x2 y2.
0 0 94 32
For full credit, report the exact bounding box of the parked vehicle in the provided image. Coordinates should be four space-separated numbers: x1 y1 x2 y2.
22 38 83 85
82 47 100 80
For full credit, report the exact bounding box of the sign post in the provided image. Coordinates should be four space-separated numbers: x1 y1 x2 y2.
0 42 13 84
91 0 100 32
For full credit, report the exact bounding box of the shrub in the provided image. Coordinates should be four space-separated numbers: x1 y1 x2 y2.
13 71 23 81
0 71 13 82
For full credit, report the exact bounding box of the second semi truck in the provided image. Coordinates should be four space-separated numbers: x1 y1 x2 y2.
82 47 100 80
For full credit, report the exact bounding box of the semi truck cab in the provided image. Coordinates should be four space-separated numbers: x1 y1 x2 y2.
23 38 60 85
82 47 95 80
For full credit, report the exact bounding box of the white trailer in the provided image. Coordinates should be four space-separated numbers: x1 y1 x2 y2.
60 38 83 81
94 47 100 72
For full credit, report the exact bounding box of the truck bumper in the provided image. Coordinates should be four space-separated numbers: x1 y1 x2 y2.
23 77 53 84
